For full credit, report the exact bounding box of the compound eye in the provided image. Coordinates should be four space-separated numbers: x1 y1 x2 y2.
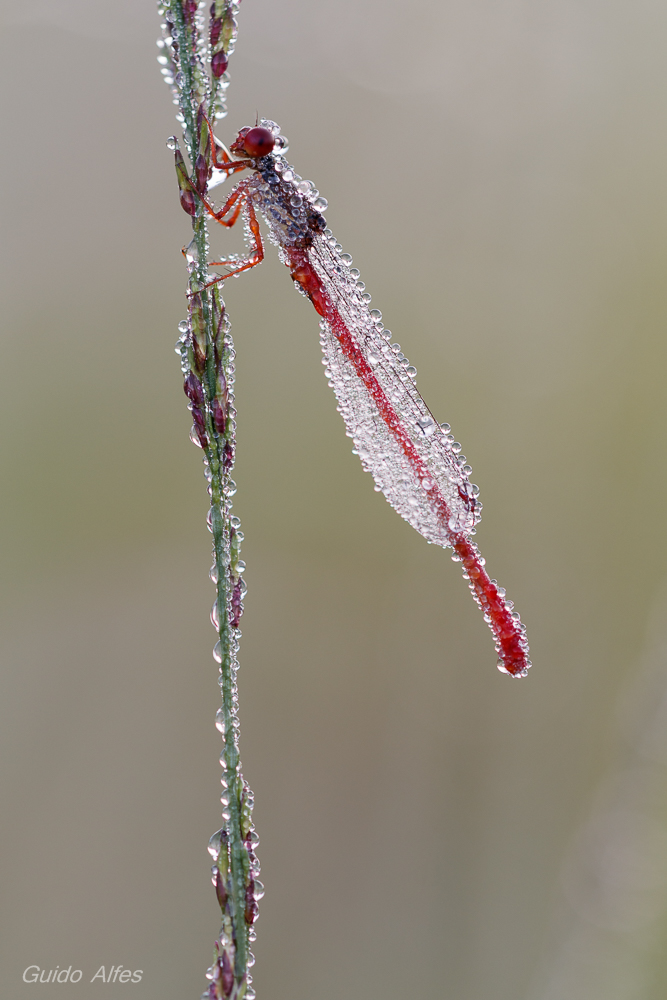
243 127 275 158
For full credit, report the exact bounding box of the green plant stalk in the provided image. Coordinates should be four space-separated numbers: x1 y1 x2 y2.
158 2 259 997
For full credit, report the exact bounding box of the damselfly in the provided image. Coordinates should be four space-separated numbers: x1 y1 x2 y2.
172 119 530 678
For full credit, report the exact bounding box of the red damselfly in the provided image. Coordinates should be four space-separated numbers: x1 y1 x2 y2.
171 119 531 677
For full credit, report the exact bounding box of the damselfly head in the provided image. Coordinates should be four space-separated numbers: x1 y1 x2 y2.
230 126 275 159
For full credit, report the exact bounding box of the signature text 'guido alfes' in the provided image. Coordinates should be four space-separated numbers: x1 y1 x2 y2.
23 965 143 984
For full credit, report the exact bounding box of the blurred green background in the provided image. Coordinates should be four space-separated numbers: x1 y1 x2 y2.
2 1 667 997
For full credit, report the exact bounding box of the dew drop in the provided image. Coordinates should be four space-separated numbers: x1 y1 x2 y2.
213 641 222 663
448 511 469 531
208 829 223 859
190 426 204 448
416 416 436 436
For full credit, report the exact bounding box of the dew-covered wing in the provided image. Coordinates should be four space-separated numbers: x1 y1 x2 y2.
306 235 481 549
